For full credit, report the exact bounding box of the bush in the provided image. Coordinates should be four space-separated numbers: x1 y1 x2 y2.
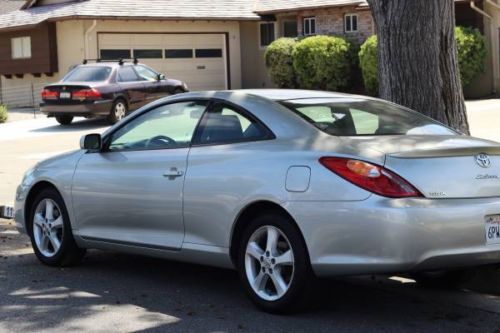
358 35 378 95
358 27 487 94
265 38 298 88
0 105 7 123
455 26 487 87
292 35 352 91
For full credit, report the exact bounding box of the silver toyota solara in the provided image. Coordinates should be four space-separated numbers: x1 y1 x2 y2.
14 89 500 313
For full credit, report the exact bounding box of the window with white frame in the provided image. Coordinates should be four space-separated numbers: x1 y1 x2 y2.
303 17 316 36
11 36 32 59
345 14 358 33
259 22 276 47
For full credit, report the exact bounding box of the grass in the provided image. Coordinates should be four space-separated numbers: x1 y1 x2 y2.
0 105 7 123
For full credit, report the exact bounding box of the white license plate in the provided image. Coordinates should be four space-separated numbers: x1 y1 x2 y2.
59 92 71 99
485 215 500 245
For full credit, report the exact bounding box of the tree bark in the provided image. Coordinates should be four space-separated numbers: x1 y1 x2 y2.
368 0 470 134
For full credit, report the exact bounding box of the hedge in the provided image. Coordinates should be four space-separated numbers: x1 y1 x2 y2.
455 26 487 87
265 38 298 88
265 35 353 91
293 35 352 91
358 35 379 95
358 27 487 95
0 105 7 123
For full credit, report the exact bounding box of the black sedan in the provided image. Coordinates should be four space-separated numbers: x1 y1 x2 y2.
40 60 188 125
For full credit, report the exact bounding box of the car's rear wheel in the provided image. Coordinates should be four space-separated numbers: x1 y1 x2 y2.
237 212 312 314
28 188 85 267
108 100 128 124
55 115 73 125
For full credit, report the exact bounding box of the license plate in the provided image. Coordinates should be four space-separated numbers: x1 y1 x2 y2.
485 215 500 245
59 92 71 99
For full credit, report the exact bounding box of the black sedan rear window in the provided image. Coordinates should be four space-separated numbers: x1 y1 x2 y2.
63 66 112 82
281 98 458 136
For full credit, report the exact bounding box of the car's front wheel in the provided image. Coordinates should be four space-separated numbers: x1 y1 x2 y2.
28 188 85 266
237 212 312 313
55 115 73 125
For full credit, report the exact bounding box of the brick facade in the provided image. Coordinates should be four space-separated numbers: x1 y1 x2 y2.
277 6 374 44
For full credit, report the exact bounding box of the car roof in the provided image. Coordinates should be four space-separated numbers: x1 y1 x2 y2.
176 89 371 102
77 62 139 68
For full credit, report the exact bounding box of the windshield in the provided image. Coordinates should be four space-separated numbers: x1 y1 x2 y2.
281 98 458 136
63 66 112 82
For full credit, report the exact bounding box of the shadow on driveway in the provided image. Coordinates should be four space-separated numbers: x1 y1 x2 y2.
2 242 500 332
30 118 109 134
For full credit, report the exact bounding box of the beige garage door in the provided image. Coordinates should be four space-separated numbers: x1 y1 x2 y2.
98 33 227 91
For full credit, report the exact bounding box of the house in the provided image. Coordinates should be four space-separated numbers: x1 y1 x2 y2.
0 0 498 108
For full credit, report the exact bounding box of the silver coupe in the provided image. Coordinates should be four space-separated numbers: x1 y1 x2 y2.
14 90 500 313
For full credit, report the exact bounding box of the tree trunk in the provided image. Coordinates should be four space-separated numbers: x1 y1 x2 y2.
368 0 470 134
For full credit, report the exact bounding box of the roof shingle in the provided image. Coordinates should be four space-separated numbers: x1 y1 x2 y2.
0 0 261 30
0 0 24 15
255 0 368 14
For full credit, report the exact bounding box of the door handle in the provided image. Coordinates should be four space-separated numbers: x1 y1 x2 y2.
163 168 184 178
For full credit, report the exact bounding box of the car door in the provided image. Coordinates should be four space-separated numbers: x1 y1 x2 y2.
182 102 275 248
116 66 148 110
134 65 171 102
72 100 208 250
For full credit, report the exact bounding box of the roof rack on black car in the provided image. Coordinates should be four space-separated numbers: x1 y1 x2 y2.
82 58 139 65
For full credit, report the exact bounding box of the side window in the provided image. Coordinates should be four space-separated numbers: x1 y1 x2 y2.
135 65 158 82
197 104 268 145
108 101 207 151
350 109 379 135
117 66 140 82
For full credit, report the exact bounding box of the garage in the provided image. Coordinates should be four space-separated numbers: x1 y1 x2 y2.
97 33 229 91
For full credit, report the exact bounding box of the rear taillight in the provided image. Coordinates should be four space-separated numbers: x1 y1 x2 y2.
72 88 102 100
41 89 58 100
319 157 422 198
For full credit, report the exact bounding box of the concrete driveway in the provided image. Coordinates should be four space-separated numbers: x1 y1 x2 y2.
1 101 500 332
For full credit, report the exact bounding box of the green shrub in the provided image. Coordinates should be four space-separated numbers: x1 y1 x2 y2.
358 27 487 94
455 26 487 87
292 35 352 91
0 105 7 123
265 38 298 88
358 35 378 95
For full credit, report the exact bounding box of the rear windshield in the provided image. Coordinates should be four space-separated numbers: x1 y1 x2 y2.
281 98 458 136
63 66 112 82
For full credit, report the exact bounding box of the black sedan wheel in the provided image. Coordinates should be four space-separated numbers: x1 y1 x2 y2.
55 115 73 125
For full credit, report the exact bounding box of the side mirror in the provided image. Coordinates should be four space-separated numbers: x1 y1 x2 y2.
80 133 102 151
157 73 166 81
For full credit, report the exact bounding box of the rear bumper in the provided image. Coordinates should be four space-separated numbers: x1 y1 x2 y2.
285 196 500 277
40 99 113 117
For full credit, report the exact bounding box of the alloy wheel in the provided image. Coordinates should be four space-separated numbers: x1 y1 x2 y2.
245 225 295 301
114 102 126 121
33 199 64 257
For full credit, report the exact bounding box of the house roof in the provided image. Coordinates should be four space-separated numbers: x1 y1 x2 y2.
255 0 368 14
0 0 261 30
0 0 24 15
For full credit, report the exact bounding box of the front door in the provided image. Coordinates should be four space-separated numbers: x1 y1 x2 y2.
72 100 208 250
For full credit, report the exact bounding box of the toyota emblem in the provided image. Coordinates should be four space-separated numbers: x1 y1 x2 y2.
476 153 491 168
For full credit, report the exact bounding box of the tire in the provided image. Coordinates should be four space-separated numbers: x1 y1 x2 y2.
55 115 73 125
107 99 128 125
27 188 85 267
174 88 185 95
412 269 475 289
237 212 313 314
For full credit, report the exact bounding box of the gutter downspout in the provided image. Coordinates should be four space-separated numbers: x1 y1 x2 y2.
84 20 97 61
470 1 497 94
